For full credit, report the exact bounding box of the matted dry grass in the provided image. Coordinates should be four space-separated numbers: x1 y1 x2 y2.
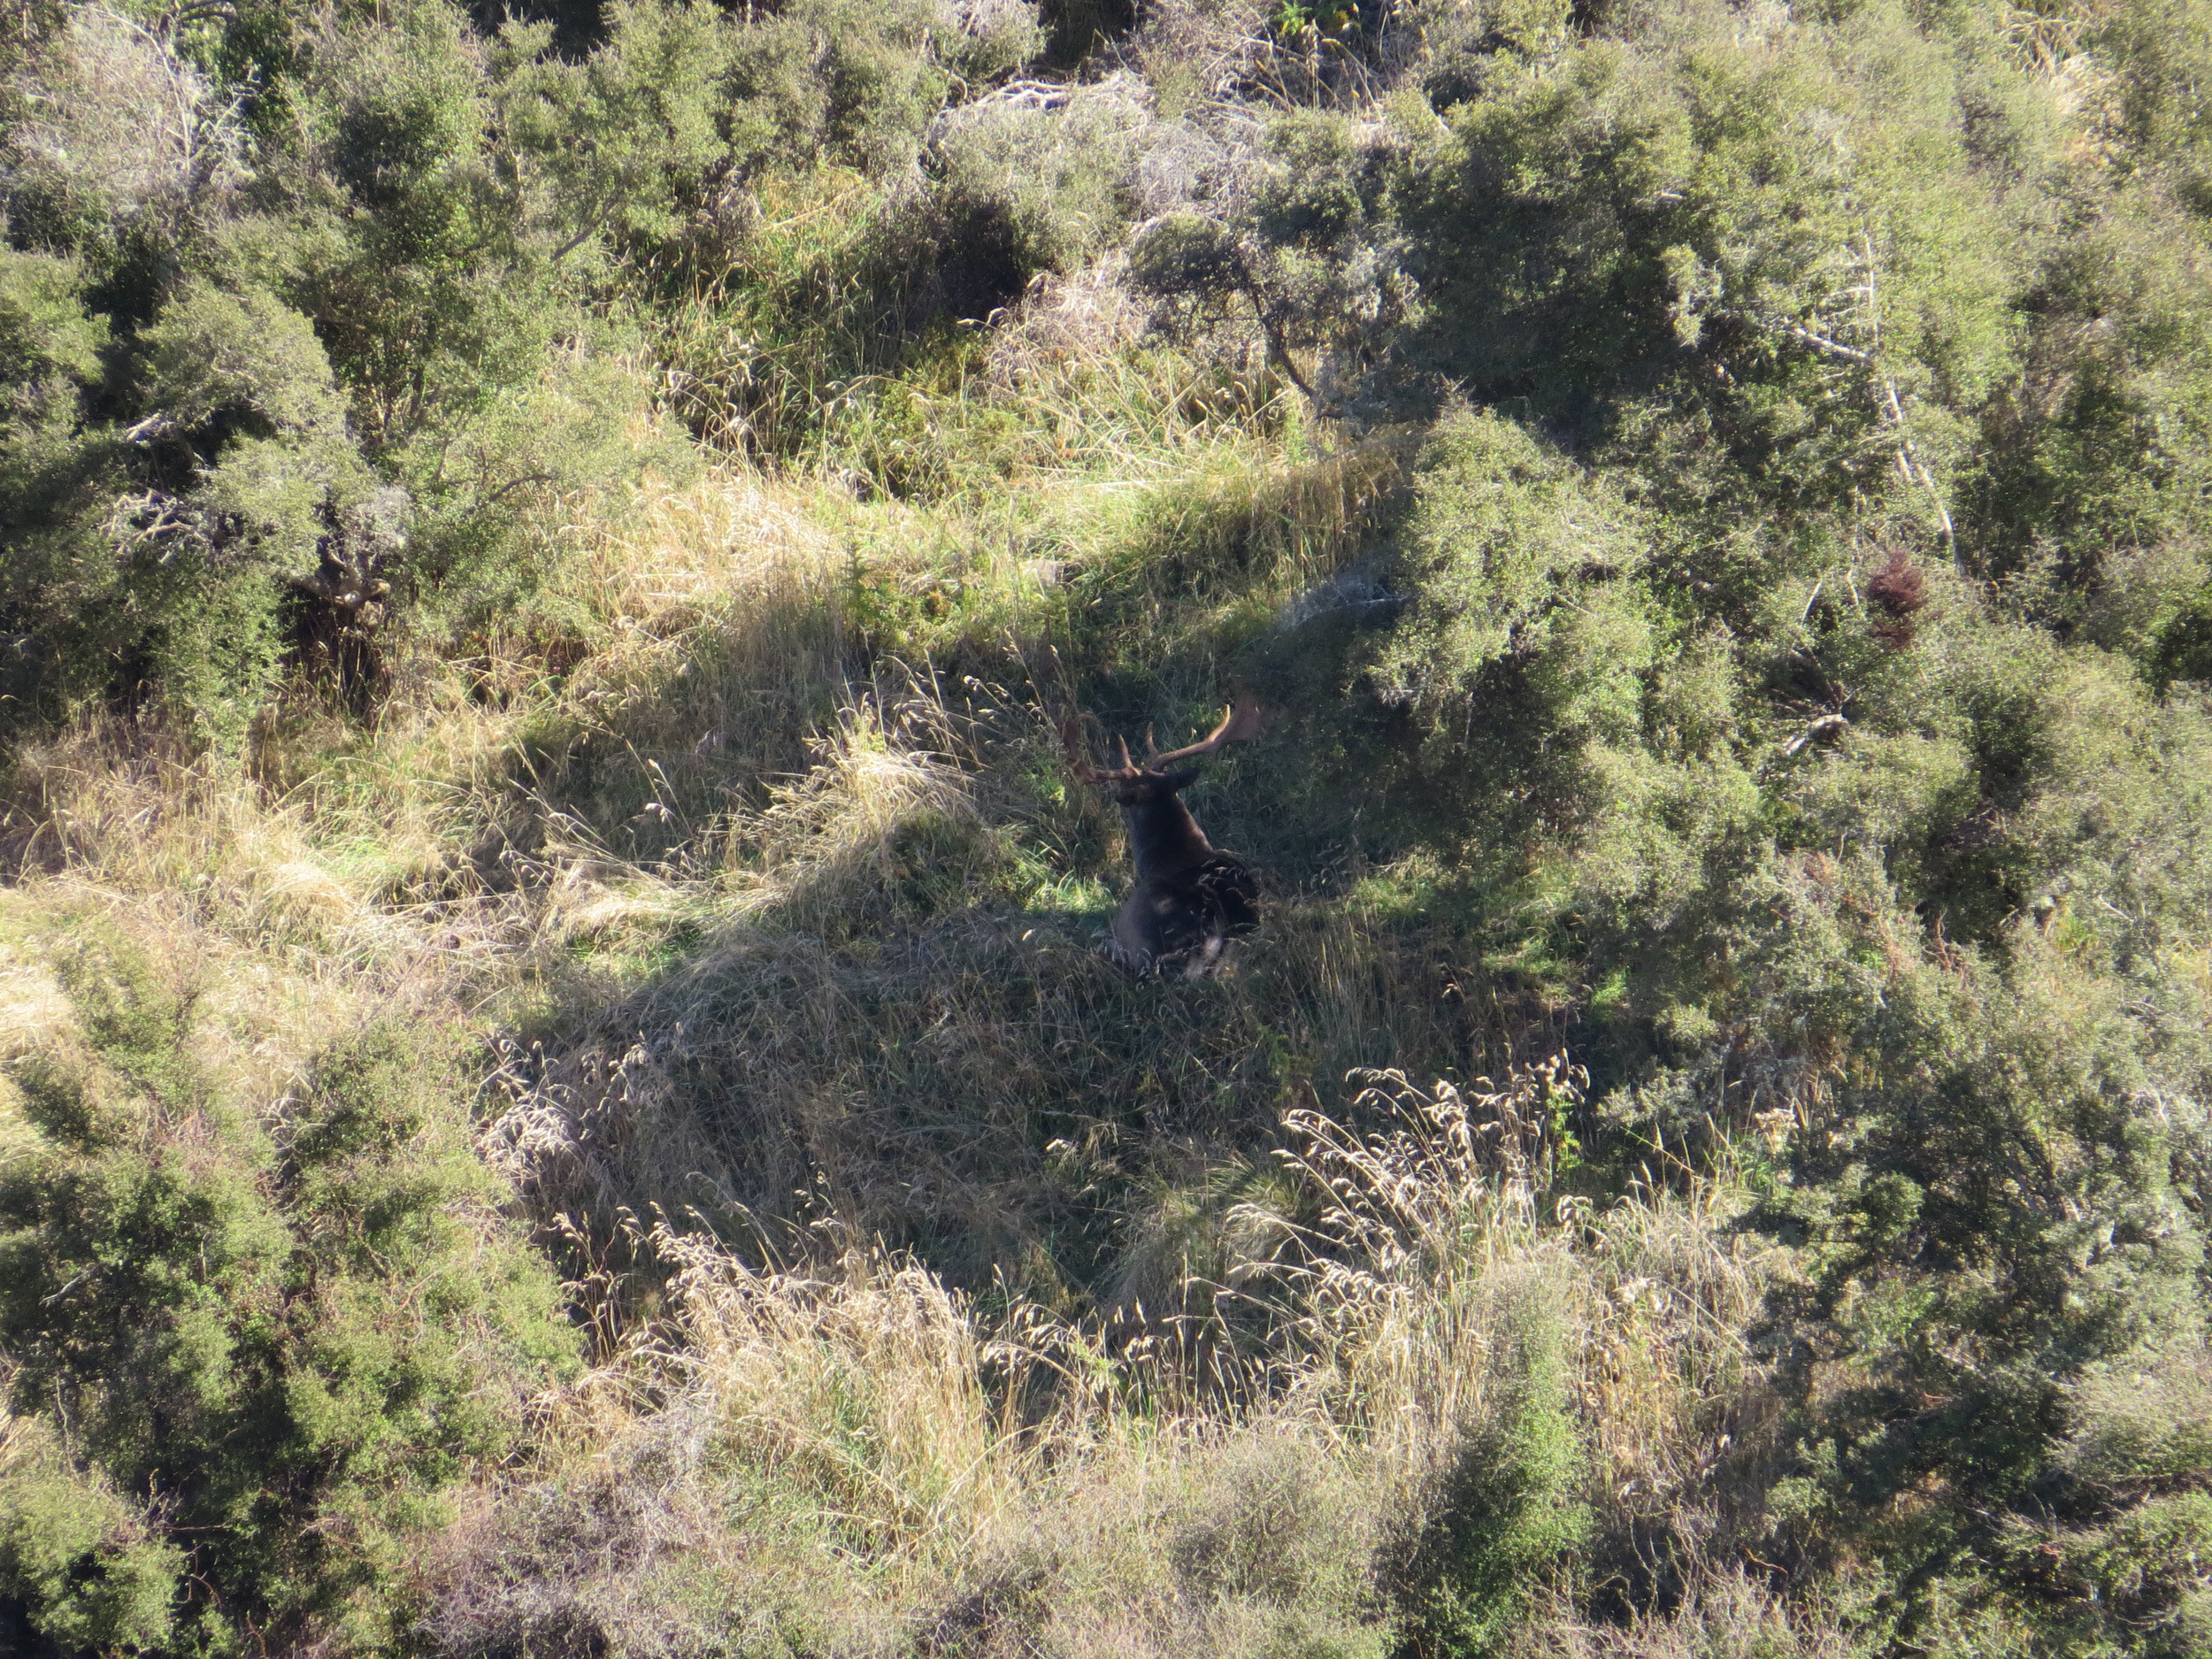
422 1057 1790 1657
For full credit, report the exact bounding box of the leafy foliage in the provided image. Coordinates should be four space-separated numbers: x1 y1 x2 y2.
0 926 573 1655
1393 1280 1592 1656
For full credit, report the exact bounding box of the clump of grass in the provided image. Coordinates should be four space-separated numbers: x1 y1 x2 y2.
431 1054 1781 1657
1516 1573 1878 1659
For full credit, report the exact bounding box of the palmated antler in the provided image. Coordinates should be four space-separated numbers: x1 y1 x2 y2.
1062 695 1265 783
1146 695 1266 768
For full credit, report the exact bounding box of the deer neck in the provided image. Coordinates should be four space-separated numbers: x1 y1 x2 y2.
1123 795 1215 881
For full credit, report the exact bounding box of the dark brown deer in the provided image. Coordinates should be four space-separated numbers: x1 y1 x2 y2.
1064 696 1266 973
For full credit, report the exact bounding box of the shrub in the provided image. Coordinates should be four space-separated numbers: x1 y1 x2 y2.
722 0 962 177
1965 196 2212 622
2101 0 2212 211
1372 410 1759 923
0 4 242 306
0 269 366 746
0 1427 180 1657
491 0 736 263
931 75 1162 278
1391 0 2031 515
1740 917 2212 1636
0 926 574 1656
0 2 696 744
0 246 111 720
1132 107 1409 409
1391 1278 1591 1657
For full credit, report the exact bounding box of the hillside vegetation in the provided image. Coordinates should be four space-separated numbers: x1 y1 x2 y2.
3 0 2212 1654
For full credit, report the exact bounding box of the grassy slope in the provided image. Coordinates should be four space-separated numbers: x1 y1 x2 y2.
0 282 1793 1650
12 0 2212 1646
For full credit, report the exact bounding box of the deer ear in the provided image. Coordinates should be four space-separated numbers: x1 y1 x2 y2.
1162 765 1203 793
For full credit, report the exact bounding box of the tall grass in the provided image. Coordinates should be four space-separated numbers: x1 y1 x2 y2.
424 1056 1790 1657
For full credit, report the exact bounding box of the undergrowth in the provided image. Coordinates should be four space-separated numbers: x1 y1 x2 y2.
5 0 2212 1655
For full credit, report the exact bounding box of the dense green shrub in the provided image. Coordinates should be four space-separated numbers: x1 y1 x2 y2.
1393 1279 1590 1656
0 927 574 1655
0 1430 180 1656
0 0 696 743
1719 916 2212 1651
0 260 359 743
720 0 1039 178
1966 197 2212 634
0 4 241 315
1334 12 2212 1629
1393 0 2032 525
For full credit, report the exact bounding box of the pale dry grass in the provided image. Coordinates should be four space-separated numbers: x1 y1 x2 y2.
0 873 393 1178
1225 1064 1774 1531
657 1225 1034 1563
985 258 1148 390
0 917 65 1064
718 695 995 924
427 1221 1401 1656
0 464 861 1000
513 472 840 703
1512 1573 1873 1659
434 1056 1780 1658
0 732 491 1033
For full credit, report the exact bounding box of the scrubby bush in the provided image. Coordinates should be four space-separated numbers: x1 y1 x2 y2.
1394 1280 1592 1656
0 1428 180 1656
0 0 699 745
0 926 573 1655
1394 0 2032 526
721 0 981 176
0 4 242 309
0 263 365 743
1133 106 1409 409
932 76 1164 278
1740 925 2212 1635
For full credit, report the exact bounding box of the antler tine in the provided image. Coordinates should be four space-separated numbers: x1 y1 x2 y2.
1058 713 1099 784
1148 695 1266 769
1116 736 1134 771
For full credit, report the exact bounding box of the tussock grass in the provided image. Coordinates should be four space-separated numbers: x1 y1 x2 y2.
429 1058 1784 1656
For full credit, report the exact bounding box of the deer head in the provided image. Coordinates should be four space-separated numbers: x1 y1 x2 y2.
1062 696 1264 881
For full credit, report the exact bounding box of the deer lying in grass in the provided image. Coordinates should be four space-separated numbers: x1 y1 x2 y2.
1064 696 1266 974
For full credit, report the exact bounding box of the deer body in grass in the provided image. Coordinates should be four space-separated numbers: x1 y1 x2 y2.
1064 697 1265 973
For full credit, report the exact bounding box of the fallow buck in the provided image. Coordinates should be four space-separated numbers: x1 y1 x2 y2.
1063 695 1266 973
